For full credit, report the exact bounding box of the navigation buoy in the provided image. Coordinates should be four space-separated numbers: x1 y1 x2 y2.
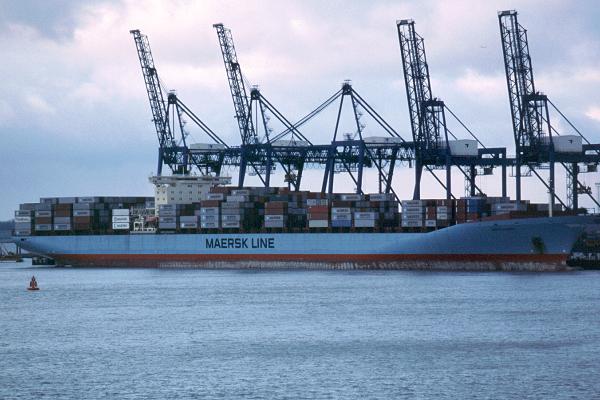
27 276 39 291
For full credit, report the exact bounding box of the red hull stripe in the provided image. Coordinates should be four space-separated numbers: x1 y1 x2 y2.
54 253 568 264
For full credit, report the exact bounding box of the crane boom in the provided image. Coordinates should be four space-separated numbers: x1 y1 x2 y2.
130 29 174 150
213 23 257 145
397 19 450 199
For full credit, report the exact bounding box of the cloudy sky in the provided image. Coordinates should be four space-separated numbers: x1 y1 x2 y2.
1 0 600 218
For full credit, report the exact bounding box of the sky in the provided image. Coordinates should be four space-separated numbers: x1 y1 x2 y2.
1 0 600 219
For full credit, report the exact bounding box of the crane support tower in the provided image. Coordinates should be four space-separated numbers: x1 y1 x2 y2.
498 10 600 210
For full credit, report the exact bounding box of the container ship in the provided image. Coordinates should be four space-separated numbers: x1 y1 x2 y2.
12 176 600 271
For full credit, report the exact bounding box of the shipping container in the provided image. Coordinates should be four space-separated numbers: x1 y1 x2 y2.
112 222 130 230
331 213 352 221
401 220 423 228
112 209 130 216
73 210 92 217
354 219 376 228
264 215 285 222
200 215 219 223
54 224 71 231
355 212 377 220
308 220 328 228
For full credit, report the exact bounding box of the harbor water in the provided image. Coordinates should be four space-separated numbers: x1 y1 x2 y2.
1 261 600 399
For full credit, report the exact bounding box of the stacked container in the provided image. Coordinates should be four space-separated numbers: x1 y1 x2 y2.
354 211 377 228
112 209 130 231
331 206 352 228
221 201 243 229
401 200 424 228
199 199 220 229
53 203 72 232
264 201 287 229
308 203 329 228
14 210 33 236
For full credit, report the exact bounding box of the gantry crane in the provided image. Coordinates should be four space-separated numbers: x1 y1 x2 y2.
130 29 229 176
397 19 509 200
498 10 600 210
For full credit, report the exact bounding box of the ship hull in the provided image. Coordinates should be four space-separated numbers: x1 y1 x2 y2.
14 216 600 271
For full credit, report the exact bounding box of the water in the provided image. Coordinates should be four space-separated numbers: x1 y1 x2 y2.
1 261 600 399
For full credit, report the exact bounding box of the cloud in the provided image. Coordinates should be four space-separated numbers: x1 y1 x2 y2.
454 69 505 101
1 0 600 218
585 106 600 123
24 93 55 115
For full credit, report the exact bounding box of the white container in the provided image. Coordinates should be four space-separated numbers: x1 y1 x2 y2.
402 200 423 207
340 194 362 201
200 215 219 222
112 216 130 223
201 222 219 229
112 209 129 216
35 211 52 217
200 207 220 215
35 224 52 231
264 221 285 228
159 217 176 223
112 222 130 230
180 222 198 229
222 214 241 222
368 193 395 201
437 213 449 220
222 221 241 228
14 216 32 223
73 210 91 217
158 210 176 217
354 219 376 228
332 207 352 214
53 217 71 224
54 224 72 231
309 220 328 228
545 135 583 153
265 215 285 222
355 212 376 220
227 195 248 203
205 193 224 201
436 206 448 213
331 213 352 221
402 213 424 221
14 230 32 236
402 206 424 214
401 220 423 228
179 216 198 223
425 220 437 227
307 199 328 206
231 189 250 196
447 139 478 157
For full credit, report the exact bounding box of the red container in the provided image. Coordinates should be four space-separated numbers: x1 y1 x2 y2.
308 213 329 220
209 187 231 194
54 210 71 217
308 206 328 213
35 217 52 224
200 200 220 208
